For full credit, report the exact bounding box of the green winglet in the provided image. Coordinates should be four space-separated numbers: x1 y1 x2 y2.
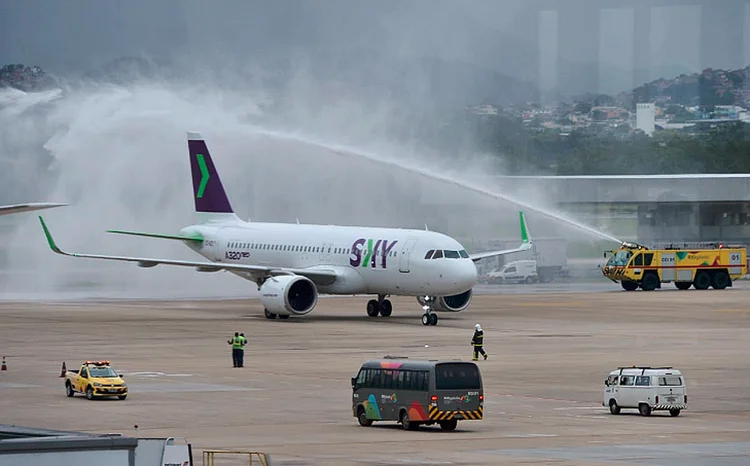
519 211 530 244
106 229 204 242
39 216 63 254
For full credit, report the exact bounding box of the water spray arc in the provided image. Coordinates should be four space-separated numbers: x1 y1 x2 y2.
251 128 624 244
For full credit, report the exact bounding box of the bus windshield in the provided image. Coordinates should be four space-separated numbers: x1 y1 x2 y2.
435 363 481 390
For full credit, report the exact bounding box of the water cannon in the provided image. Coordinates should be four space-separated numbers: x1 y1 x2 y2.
621 241 649 251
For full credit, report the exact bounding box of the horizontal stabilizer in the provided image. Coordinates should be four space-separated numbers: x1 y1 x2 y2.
0 202 67 217
106 229 203 242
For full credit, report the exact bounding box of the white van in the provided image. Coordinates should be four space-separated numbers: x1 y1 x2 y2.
603 366 687 417
486 260 538 284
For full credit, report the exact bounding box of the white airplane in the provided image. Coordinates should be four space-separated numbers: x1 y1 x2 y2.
38 131 532 326
0 202 66 216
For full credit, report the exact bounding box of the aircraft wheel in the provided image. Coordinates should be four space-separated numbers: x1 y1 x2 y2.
421 314 430 326
264 308 277 319
366 300 380 317
379 299 393 317
429 313 438 326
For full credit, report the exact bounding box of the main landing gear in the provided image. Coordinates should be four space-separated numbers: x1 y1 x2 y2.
421 296 438 326
366 295 393 317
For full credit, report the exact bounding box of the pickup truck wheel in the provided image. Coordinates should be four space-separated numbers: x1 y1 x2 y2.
86 386 94 400
65 383 74 397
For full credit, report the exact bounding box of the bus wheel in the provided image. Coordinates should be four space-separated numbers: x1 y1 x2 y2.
712 271 729 290
439 419 458 431
400 410 418 431
357 407 372 427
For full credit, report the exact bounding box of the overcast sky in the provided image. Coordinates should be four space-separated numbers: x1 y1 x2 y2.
2 0 750 94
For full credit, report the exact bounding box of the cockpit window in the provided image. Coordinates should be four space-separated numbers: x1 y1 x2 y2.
459 250 469 258
424 250 435 259
444 250 460 259
432 250 444 259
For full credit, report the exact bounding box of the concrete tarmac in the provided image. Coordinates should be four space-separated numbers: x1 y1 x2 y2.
0 287 749 465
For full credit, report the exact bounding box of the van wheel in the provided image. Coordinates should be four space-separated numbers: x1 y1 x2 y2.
400 410 418 431
640 273 659 291
439 419 458 431
357 407 372 426
525 276 534 284
609 400 620 415
712 271 729 290
669 408 681 417
638 403 651 416
86 386 94 400
693 271 711 290
65 382 74 397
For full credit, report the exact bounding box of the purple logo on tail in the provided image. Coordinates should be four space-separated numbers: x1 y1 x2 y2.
350 238 398 268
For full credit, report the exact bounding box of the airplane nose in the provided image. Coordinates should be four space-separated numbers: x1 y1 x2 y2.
461 261 478 288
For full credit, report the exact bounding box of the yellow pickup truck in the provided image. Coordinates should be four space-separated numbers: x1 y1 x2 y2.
64 360 128 400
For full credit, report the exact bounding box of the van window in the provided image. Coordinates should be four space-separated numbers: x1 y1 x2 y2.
620 375 635 386
505 267 516 273
635 376 650 386
435 363 481 390
658 375 683 386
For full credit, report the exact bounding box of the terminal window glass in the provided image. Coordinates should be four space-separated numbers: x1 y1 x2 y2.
658 376 682 386
435 363 481 390
635 376 650 386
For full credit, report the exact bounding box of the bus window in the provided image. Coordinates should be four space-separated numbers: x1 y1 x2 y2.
435 363 480 390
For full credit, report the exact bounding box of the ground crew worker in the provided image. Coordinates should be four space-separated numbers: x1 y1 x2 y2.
228 332 242 367
238 332 247 367
471 324 488 361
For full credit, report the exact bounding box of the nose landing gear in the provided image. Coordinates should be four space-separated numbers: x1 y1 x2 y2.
421 296 439 326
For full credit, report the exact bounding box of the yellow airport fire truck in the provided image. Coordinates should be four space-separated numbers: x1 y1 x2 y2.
602 241 748 291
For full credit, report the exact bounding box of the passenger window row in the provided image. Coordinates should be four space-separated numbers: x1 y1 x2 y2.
356 368 429 391
227 242 397 257
424 249 470 260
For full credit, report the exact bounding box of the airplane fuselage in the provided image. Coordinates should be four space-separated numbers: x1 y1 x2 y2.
179 220 479 297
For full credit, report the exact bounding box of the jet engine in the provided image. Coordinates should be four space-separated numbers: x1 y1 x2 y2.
259 275 318 316
417 289 473 312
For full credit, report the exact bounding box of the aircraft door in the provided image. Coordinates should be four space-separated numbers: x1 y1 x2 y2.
399 238 418 273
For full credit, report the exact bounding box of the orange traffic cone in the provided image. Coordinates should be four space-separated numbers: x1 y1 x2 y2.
1 357 6 371
59 361 66 377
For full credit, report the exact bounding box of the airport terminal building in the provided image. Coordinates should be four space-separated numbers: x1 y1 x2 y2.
486 174 750 245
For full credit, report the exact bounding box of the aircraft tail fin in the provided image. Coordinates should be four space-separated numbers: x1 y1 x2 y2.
519 211 532 245
187 131 241 223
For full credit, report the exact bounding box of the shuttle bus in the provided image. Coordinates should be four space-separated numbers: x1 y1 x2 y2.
351 357 484 431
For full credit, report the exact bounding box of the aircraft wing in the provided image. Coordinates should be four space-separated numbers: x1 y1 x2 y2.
0 202 67 216
38 217 338 286
470 211 533 262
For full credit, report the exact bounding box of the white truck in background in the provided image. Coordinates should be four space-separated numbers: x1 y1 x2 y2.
486 260 538 284
479 237 568 283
